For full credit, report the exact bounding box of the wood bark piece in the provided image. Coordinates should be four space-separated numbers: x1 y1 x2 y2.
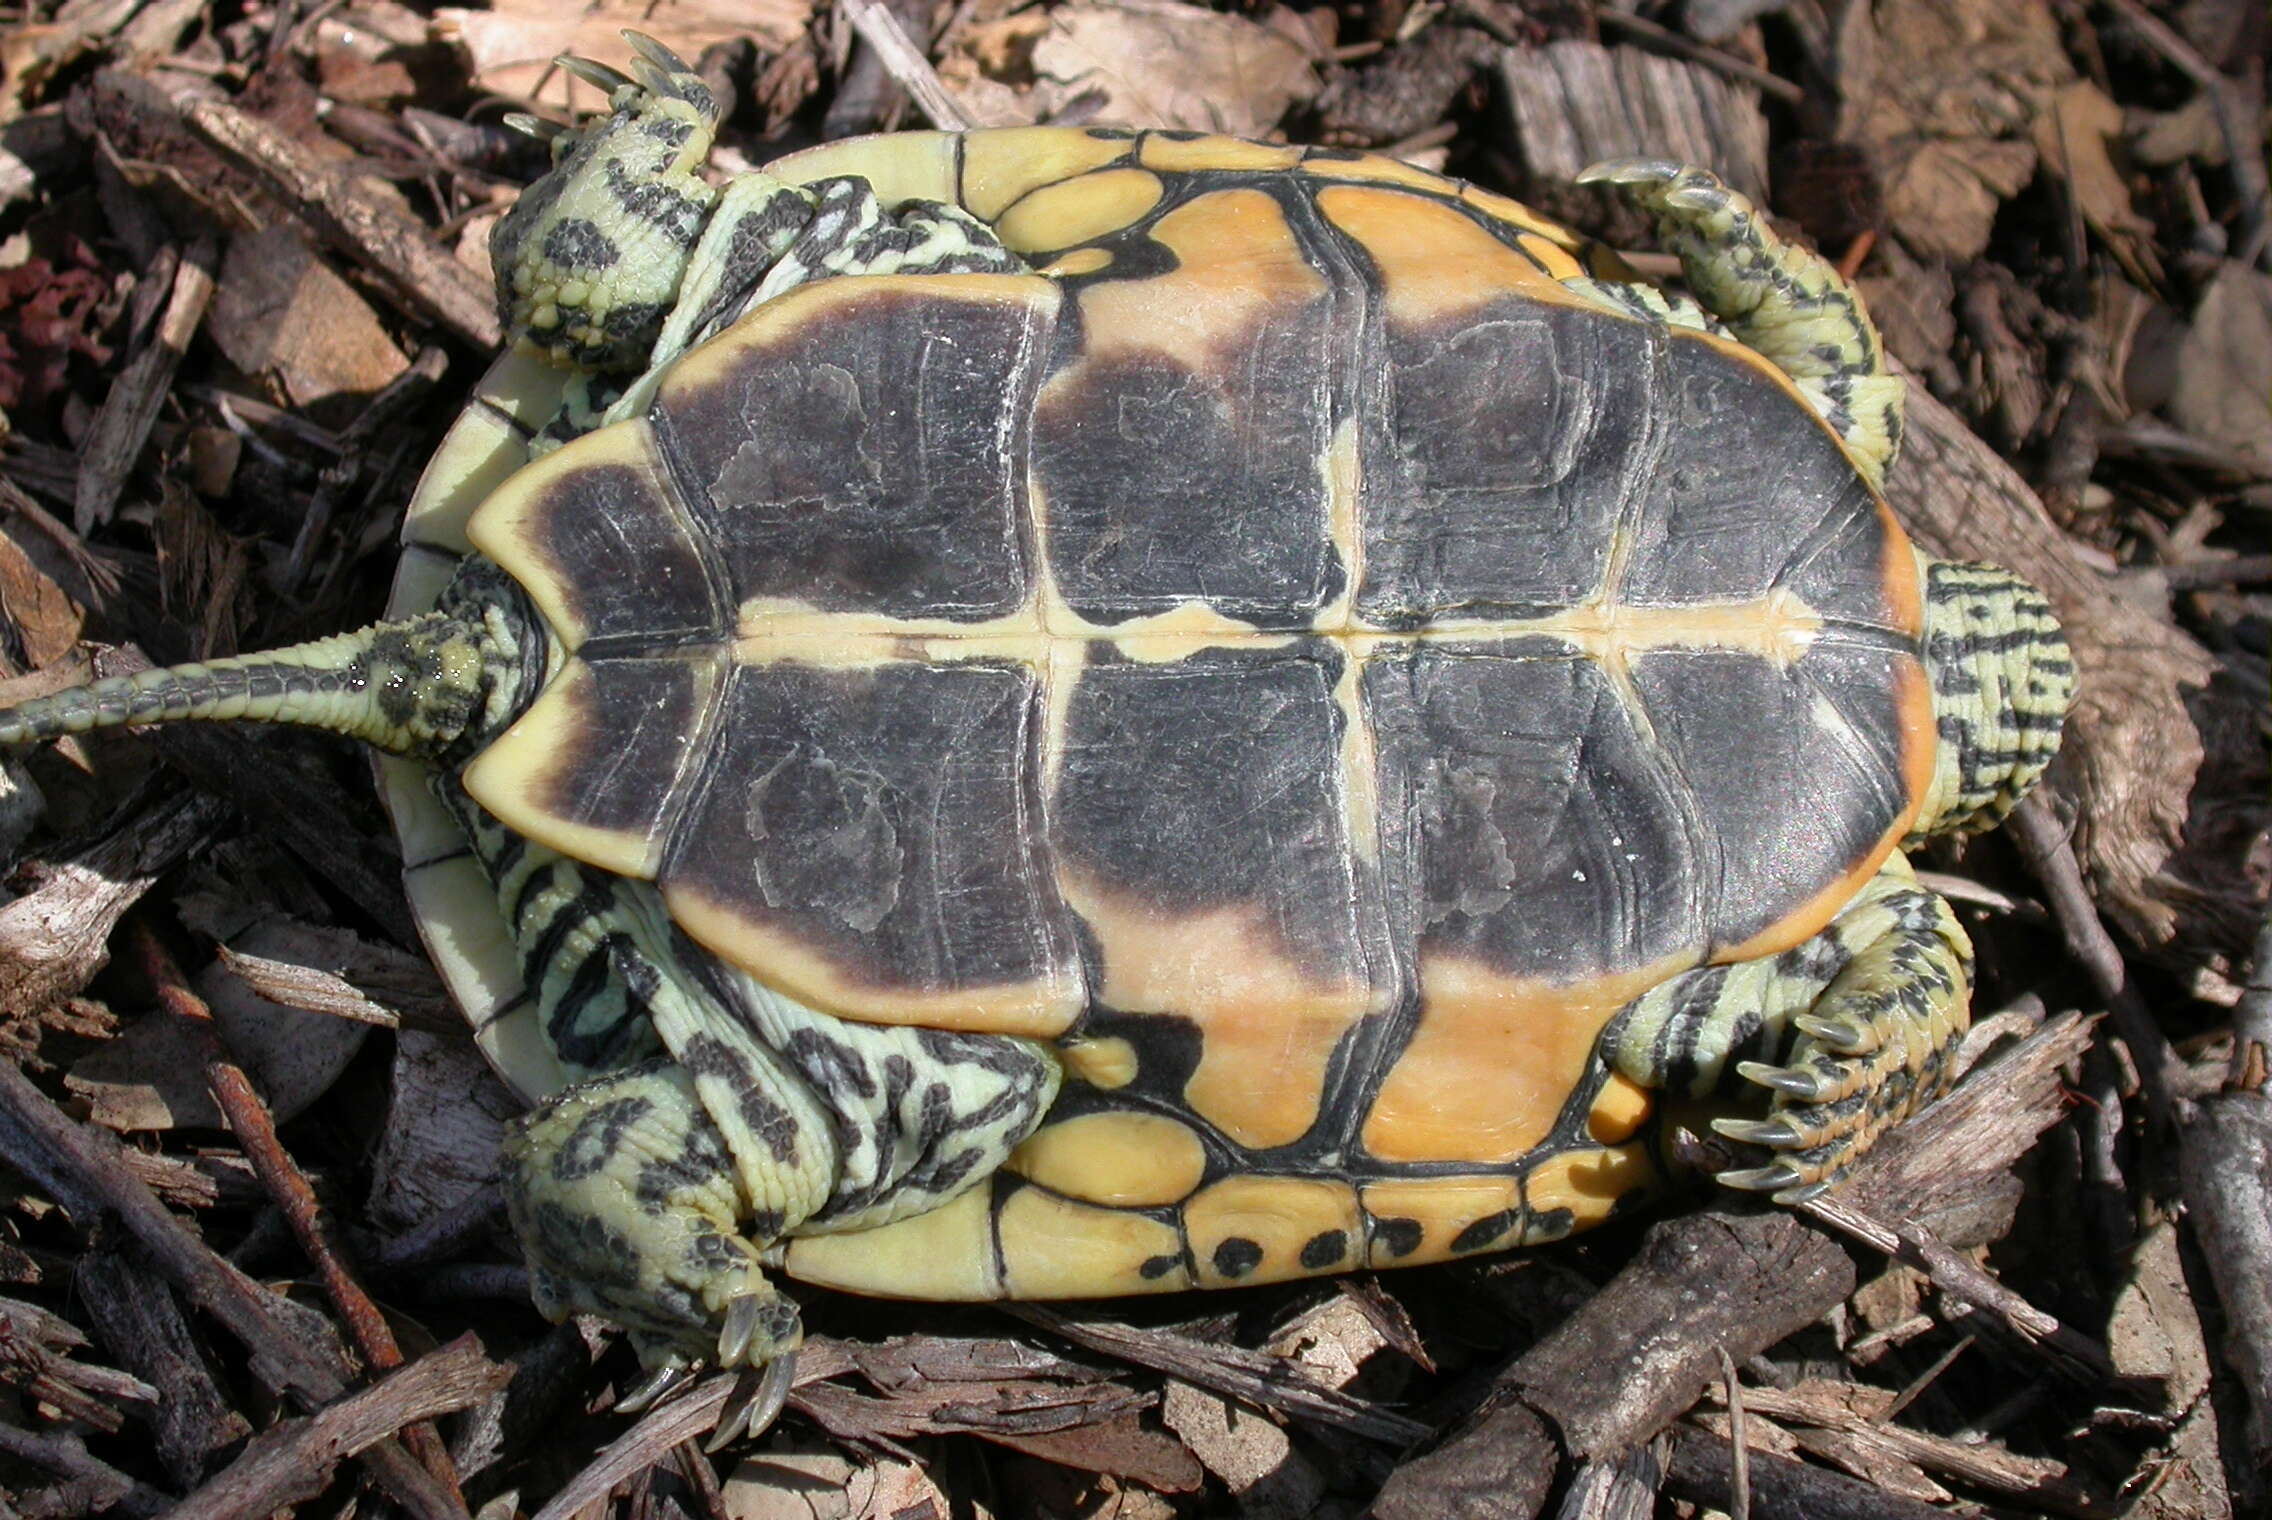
0 1292 154 1430
1799 1188 2115 1383
1664 1425 1955 1520
837 0 971 131
1496 41 1770 202
0 1419 173 1518
1369 1014 2092 1518
1882 378 2227 969
530 1370 739 1520
1711 1382 2104 1512
0 1057 470 1520
0 786 224 1018
1009 1305 1430 1444
2180 1090 2272 1470
73 233 217 534
137 922 465 1501
75 1246 252 1488
168 1335 508 1520
215 919 451 1032
152 724 418 946
179 94 498 351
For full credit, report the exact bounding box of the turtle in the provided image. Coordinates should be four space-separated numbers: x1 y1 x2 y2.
0 37 2072 1420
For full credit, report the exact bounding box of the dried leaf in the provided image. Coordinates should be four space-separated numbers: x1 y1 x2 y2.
2167 262 2272 476
1837 0 2069 261
1026 1 1316 137
0 519 86 675
1882 137 2036 264
2034 80 2158 279
209 225 408 408
1159 1381 1324 1517
434 0 814 116
65 925 371 1130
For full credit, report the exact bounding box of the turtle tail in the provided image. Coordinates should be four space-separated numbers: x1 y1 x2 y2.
0 613 496 758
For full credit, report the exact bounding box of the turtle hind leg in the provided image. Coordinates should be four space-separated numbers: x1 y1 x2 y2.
1607 861 1972 1202
1577 159 1904 488
504 1059 807 1373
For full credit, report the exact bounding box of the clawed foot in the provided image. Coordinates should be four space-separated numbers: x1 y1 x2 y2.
1710 906 1966 1202
490 31 724 372
504 1058 811 1384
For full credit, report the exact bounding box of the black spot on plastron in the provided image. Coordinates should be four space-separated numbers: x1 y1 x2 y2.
1372 1217 1424 1260
1526 1206 1578 1241
543 217 620 273
1212 1237 1264 1279
1139 1253 1182 1281
1450 1208 1519 1254
1299 1230 1348 1271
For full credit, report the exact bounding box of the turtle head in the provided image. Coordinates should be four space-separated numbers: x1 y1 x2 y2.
1910 555 2075 839
491 32 723 375
0 559 547 763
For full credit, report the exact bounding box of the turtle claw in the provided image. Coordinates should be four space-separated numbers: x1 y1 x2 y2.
1737 1060 1828 1101
1718 1158 1808 1195
619 1364 694 1414
555 53 635 96
1713 1115 1805 1148
1794 1012 1876 1055
1574 156 1681 188
503 112 567 142
623 32 712 108
707 1355 797 1452
717 1291 764 1369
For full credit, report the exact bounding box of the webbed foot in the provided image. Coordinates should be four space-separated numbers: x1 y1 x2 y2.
1607 862 1972 1203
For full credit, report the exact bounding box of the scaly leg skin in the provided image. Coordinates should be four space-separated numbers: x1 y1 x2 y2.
505 1059 811 1373
490 33 724 376
1576 159 1905 489
1909 555 2074 841
1607 858 1972 1201
1557 276 1735 342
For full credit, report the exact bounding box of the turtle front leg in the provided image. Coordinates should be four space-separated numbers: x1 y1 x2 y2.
1607 858 1972 1201
1576 159 1904 488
